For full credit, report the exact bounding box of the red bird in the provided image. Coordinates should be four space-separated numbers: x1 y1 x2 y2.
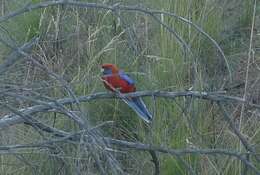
101 63 152 123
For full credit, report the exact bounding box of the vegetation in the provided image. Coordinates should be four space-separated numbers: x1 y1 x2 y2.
0 0 259 174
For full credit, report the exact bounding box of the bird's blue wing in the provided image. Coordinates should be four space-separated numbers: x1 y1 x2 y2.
119 70 135 85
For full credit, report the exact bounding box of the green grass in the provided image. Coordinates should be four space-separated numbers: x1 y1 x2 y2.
0 0 258 174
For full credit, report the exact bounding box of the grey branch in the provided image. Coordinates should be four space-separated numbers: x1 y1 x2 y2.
1 90 259 129
218 103 260 162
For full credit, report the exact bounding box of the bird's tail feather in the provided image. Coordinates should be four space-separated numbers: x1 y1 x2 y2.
123 97 152 123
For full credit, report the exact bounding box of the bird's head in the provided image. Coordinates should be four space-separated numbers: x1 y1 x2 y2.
101 63 119 75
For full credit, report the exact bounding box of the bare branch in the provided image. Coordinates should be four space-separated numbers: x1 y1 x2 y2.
1 90 259 129
0 143 54 153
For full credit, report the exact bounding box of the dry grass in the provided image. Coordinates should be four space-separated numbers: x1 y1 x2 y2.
0 0 259 174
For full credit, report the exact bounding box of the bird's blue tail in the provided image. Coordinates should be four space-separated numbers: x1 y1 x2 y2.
123 97 152 123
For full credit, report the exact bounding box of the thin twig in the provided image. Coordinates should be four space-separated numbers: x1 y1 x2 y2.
239 0 257 172
0 36 39 74
218 103 260 162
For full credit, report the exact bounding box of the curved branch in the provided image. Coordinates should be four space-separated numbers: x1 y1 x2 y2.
149 150 160 175
0 0 231 81
0 37 39 75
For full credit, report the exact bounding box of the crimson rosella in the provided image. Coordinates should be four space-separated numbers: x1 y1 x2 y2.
101 63 152 123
